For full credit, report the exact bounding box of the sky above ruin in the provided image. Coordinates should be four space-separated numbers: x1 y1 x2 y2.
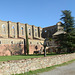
0 0 75 28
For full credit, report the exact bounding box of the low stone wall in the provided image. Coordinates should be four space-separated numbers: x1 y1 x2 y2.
0 53 75 75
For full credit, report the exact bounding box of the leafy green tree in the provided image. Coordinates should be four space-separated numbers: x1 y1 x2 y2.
56 10 75 53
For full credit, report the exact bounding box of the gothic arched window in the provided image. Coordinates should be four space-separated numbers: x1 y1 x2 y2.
12 26 15 37
21 27 24 35
28 28 31 36
2 25 6 34
35 29 37 36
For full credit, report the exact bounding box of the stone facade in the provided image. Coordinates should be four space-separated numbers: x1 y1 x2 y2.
0 20 64 56
0 20 8 38
0 20 44 56
0 53 75 75
29 39 44 54
0 38 24 56
17 22 26 38
42 21 64 38
43 25 57 38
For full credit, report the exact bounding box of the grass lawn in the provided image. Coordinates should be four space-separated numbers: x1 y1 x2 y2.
0 55 43 62
0 53 70 62
0 53 65 61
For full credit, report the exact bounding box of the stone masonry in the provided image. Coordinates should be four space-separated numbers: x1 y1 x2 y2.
0 20 64 55
0 53 75 75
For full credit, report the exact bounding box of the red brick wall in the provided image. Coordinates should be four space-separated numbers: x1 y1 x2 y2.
29 45 44 54
0 44 24 56
0 44 44 56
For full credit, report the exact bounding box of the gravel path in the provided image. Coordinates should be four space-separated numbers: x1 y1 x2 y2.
39 61 75 75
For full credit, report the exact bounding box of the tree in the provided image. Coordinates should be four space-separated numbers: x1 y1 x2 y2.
60 10 75 33
26 26 29 55
56 10 75 53
43 38 48 57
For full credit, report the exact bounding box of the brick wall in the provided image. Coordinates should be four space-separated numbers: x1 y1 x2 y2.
0 44 24 56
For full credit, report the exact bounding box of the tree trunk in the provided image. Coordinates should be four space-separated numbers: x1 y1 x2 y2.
44 47 46 57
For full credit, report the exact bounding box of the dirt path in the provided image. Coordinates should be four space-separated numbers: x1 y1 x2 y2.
39 61 75 75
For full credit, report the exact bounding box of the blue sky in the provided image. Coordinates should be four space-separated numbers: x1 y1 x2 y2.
0 0 75 28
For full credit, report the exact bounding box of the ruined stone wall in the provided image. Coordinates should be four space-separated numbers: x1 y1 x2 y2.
0 20 8 38
17 22 26 38
29 39 44 54
0 20 45 55
0 53 75 75
29 45 44 54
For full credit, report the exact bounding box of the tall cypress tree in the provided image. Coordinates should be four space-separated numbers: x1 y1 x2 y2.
26 25 29 55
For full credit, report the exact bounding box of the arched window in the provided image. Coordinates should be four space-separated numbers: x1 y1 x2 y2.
37 42 39 44
35 29 37 36
0 41 1 44
28 28 31 36
45 30 47 32
11 41 13 44
21 27 24 35
12 26 15 37
40 30 42 37
30 42 32 44
2 25 6 34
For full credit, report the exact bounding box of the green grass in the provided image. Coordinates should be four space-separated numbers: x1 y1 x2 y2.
14 59 75 75
0 55 43 62
0 53 71 62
